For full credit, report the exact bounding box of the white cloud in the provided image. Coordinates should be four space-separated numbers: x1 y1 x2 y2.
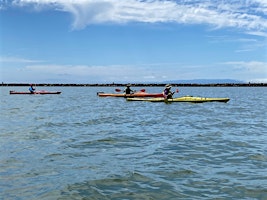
246 31 267 37
2 60 266 83
10 0 267 35
21 61 267 83
0 56 43 63
222 61 267 82
19 63 188 82
23 64 153 82
223 61 267 73
249 78 267 83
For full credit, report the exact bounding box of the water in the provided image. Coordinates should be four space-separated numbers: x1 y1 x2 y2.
1 86 266 200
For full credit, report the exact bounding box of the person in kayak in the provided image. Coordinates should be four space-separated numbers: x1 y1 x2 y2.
124 84 134 94
163 84 174 99
29 84 35 93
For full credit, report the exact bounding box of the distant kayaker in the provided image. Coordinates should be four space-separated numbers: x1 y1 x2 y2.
29 84 35 93
124 84 134 94
163 84 174 99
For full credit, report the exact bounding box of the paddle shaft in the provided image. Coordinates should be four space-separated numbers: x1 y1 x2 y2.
115 88 146 93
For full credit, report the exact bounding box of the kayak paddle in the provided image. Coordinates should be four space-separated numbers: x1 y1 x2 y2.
115 88 146 92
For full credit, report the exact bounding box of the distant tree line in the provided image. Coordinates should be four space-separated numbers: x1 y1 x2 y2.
1 82 266 87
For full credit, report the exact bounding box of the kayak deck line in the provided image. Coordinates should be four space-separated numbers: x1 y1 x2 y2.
10 91 61 95
126 96 230 103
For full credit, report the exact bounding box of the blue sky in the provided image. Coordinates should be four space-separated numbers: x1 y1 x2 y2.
0 0 267 83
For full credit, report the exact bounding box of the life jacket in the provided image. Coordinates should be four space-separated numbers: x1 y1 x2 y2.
29 87 35 92
164 88 170 95
124 88 132 94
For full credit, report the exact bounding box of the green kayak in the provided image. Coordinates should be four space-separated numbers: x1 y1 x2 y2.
126 96 230 103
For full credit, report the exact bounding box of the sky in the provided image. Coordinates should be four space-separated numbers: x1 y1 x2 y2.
0 0 267 84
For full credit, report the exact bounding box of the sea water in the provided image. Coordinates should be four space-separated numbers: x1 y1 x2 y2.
0 86 266 199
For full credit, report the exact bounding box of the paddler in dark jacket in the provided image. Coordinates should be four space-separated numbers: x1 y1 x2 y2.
163 84 174 99
29 84 35 93
124 84 134 94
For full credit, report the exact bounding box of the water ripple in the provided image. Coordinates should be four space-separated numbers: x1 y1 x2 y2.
1 87 266 199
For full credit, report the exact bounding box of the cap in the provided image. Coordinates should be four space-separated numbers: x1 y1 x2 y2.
165 84 172 88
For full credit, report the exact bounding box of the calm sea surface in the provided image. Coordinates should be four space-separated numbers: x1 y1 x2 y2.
1 86 266 200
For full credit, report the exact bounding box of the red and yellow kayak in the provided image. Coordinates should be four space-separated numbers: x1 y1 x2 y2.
97 92 163 98
10 90 61 95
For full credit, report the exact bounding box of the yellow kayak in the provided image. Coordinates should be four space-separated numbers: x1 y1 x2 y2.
126 96 230 103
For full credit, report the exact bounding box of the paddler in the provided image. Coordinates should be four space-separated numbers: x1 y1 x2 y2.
124 84 134 94
29 84 35 93
163 84 174 99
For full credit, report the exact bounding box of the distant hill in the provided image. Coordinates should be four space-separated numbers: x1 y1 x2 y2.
163 79 245 84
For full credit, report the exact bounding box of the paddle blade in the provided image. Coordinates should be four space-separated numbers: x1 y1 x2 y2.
140 89 146 92
115 89 121 92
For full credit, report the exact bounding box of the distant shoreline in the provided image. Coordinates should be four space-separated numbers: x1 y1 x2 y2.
1 83 266 87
